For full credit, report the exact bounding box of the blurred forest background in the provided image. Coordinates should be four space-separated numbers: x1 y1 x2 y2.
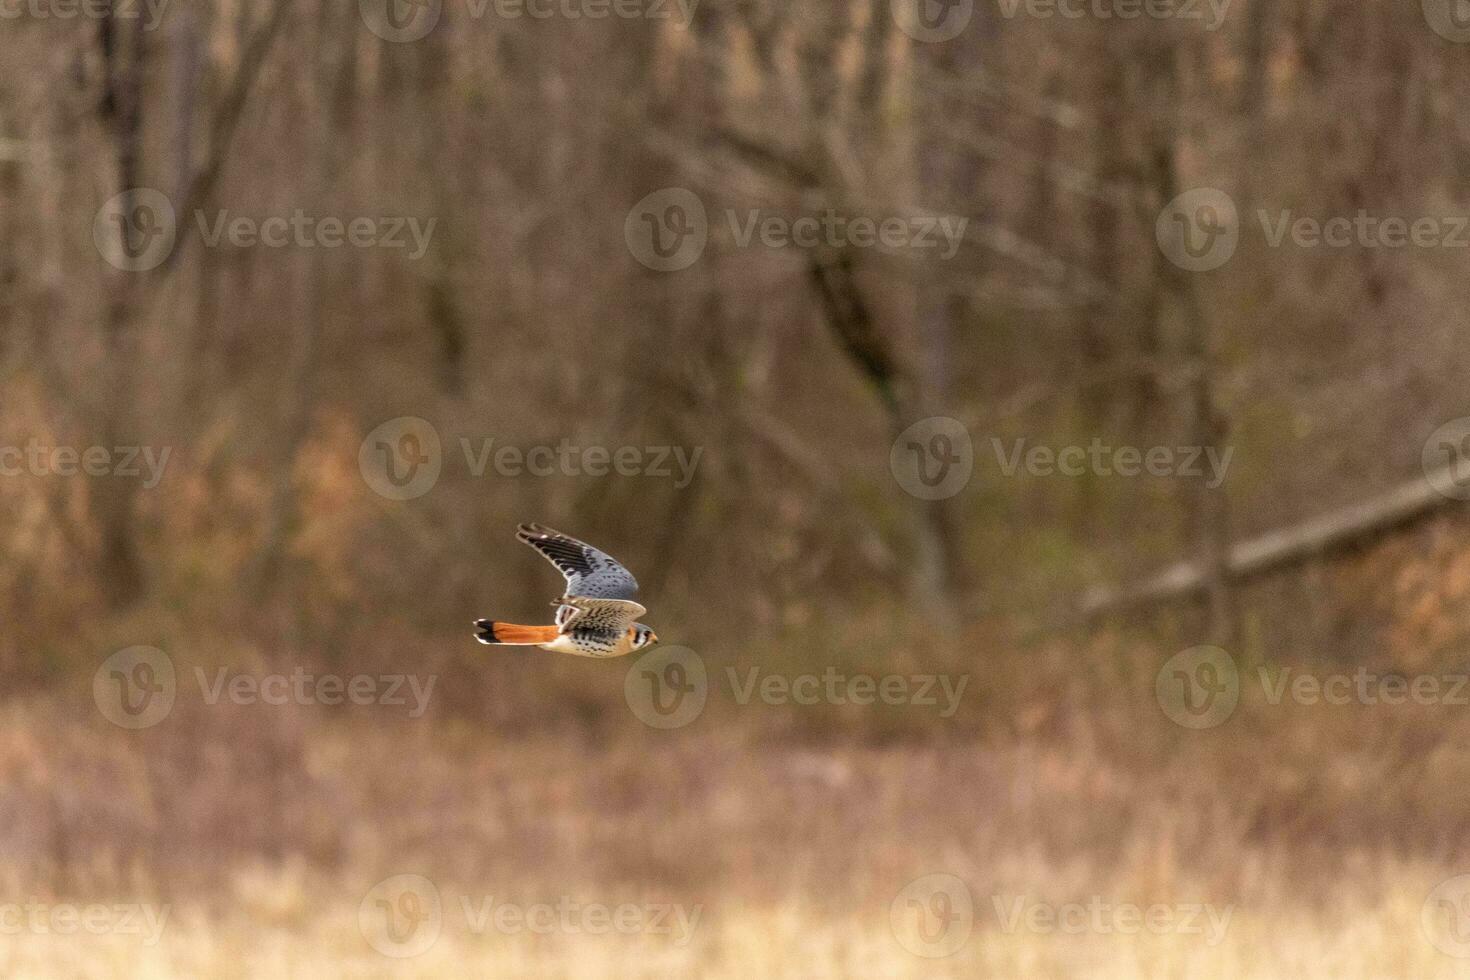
6 0 1470 975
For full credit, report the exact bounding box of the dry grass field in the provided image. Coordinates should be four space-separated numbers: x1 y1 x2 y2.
6 619 1470 979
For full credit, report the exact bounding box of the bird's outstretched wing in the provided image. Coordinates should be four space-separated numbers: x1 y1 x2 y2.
516 523 640 600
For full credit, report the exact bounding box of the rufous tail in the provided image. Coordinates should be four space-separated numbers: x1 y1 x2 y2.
474 620 558 645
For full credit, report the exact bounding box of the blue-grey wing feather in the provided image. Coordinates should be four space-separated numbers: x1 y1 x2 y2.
516 523 640 600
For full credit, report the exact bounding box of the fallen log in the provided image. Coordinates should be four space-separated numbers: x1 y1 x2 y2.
1079 456 1470 618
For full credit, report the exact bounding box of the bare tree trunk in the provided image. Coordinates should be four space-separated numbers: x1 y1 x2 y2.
1238 0 1270 212
0 123 19 364
418 15 465 396
1148 45 1233 646
906 20 982 626
94 8 150 608
807 247 962 629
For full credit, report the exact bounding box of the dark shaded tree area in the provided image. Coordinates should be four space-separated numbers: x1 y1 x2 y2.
3 0 1470 674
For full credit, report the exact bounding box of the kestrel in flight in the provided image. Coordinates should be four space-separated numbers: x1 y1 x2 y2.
474 523 659 658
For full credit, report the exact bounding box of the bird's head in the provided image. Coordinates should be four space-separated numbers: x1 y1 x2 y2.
631 624 659 650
